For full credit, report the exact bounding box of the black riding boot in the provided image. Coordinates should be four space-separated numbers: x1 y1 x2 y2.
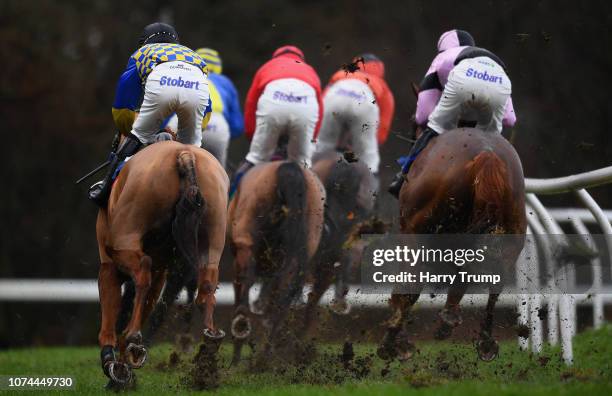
388 128 439 199
88 134 143 207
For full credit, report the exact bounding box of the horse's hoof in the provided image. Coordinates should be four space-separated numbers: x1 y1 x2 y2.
203 328 226 341
125 343 147 369
105 361 132 385
395 331 416 361
231 314 252 340
329 299 351 315
476 338 499 362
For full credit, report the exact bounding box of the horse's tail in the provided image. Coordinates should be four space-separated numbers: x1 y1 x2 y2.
276 162 308 286
467 151 510 233
173 150 205 270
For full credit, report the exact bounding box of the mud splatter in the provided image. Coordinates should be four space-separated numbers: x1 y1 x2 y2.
155 350 182 371
560 367 597 382
515 324 530 339
341 57 363 73
188 341 221 390
340 341 354 368
176 334 194 354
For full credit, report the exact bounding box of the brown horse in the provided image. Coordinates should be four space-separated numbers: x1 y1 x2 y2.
96 141 228 386
378 127 526 361
299 151 378 335
227 161 325 365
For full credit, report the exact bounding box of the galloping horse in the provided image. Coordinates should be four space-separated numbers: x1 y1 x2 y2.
228 161 325 365
96 141 228 386
299 151 377 335
378 125 526 361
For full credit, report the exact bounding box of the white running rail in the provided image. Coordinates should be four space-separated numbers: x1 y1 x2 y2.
520 166 612 365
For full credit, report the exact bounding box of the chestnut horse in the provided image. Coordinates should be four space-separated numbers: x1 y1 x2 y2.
378 127 526 361
96 141 228 387
228 161 325 365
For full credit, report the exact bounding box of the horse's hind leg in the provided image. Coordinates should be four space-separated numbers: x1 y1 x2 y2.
477 290 500 361
116 278 134 334
144 259 187 344
98 261 131 384
251 277 271 315
435 283 467 340
175 265 198 353
258 258 304 363
331 252 353 315
194 220 226 345
300 261 333 338
139 268 167 340
230 244 255 365
111 249 152 369
378 292 420 361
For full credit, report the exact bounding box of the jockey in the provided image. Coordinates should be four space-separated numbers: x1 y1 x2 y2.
315 53 395 177
165 48 243 168
229 45 323 196
388 29 516 198
89 22 212 207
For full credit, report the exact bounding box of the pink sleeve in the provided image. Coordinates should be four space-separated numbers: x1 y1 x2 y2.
502 97 516 127
415 89 442 126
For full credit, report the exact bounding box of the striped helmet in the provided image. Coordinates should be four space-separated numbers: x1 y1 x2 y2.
196 48 222 74
437 29 475 52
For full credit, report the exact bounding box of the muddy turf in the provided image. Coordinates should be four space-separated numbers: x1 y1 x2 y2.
1 325 611 395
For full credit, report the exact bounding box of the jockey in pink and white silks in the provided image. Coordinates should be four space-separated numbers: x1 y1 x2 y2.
388 29 517 198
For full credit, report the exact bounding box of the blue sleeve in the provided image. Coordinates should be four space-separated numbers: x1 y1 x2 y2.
205 96 212 115
218 75 244 138
112 57 143 111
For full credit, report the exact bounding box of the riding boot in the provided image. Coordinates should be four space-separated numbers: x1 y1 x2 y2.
229 159 255 198
388 127 439 199
88 134 143 207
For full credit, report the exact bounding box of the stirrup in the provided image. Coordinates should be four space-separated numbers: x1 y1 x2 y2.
88 180 110 207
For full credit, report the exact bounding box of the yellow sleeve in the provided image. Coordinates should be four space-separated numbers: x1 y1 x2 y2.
112 108 136 136
201 111 212 130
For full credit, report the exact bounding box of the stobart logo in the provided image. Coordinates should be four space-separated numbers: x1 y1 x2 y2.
465 68 503 84
160 76 200 89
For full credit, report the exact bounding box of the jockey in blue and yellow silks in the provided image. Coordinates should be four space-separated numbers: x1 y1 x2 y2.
166 48 243 168
89 22 212 207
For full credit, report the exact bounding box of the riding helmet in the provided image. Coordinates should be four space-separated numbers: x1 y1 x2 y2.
437 29 475 52
138 22 179 47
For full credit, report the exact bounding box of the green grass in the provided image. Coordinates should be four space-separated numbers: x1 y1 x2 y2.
1 325 611 395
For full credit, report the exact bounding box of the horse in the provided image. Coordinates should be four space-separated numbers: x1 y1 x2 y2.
299 151 378 336
227 160 325 365
378 92 526 361
96 140 229 387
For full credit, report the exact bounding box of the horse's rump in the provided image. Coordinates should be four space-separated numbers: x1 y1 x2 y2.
401 128 526 235
230 160 324 259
